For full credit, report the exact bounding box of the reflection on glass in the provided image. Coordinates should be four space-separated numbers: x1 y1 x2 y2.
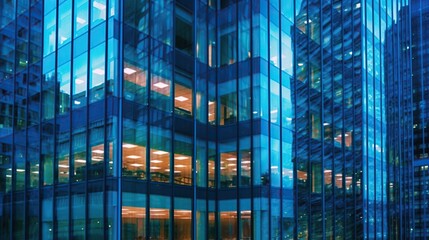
123 63 147 103
175 6 193 55
73 130 87 182
92 0 106 24
75 0 89 36
240 150 251 186
73 53 88 108
43 10 56 56
58 63 71 114
90 43 106 103
58 0 72 46
220 92 237 125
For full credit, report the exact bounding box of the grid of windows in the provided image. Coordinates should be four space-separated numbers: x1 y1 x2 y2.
0 0 413 239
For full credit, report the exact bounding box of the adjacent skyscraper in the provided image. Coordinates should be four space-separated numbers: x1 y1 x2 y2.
0 0 413 239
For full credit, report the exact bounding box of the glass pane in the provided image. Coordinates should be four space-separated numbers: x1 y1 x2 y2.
58 0 72 46
73 53 88 108
174 197 192 239
122 118 147 179
150 126 171 183
90 43 106 103
75 0 89 36
92 0 107 24
43 10 56 56
122 192 146 239
174 134 192 185
150 195 170 239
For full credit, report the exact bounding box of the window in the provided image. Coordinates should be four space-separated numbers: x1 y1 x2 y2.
175 6 193 55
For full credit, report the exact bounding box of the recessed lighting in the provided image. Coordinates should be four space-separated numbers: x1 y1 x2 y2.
76 17 87 24
123 143 137 148
75 159 86 163
93 68 105 75
130 163 143 167
226 157 236 161
175 156 188 160
298 63 304 67
153 150 168 155
126 155 141 159
32 171 39 174
92 149 104 154
151 160 163 163
93 1 106 10
123 68 137 75
208 101 215 105
271 166 278 169
150 166 161 170
323 122 330 126
228 163 236 166
58 164 69 168
16 169 25 172
270 109 278 114
175 164 186 168
92 157 103 162
74 100 81 105
175 96 188 102
153 82 169 89
75 78 85 84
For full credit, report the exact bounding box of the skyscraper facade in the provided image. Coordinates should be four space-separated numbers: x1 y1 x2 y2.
409 2 429 237
385 0 429 239
0 0 410 239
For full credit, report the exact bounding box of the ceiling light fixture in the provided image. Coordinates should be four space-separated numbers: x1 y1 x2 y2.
153 82 169 89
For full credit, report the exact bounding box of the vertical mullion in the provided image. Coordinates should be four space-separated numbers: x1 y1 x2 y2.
52 1 60 239
235 1 241 240
102 0 110 239
85 0 92 239
117 0 125 238
191 1 198 240
145 0 152 238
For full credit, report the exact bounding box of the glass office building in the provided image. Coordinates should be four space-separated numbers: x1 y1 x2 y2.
410 2 429 238
0 0 411 239
385 0 429 239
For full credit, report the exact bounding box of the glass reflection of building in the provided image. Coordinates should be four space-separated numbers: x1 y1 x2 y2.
0 0 410 239
412 1 429 236
386 1 429 239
